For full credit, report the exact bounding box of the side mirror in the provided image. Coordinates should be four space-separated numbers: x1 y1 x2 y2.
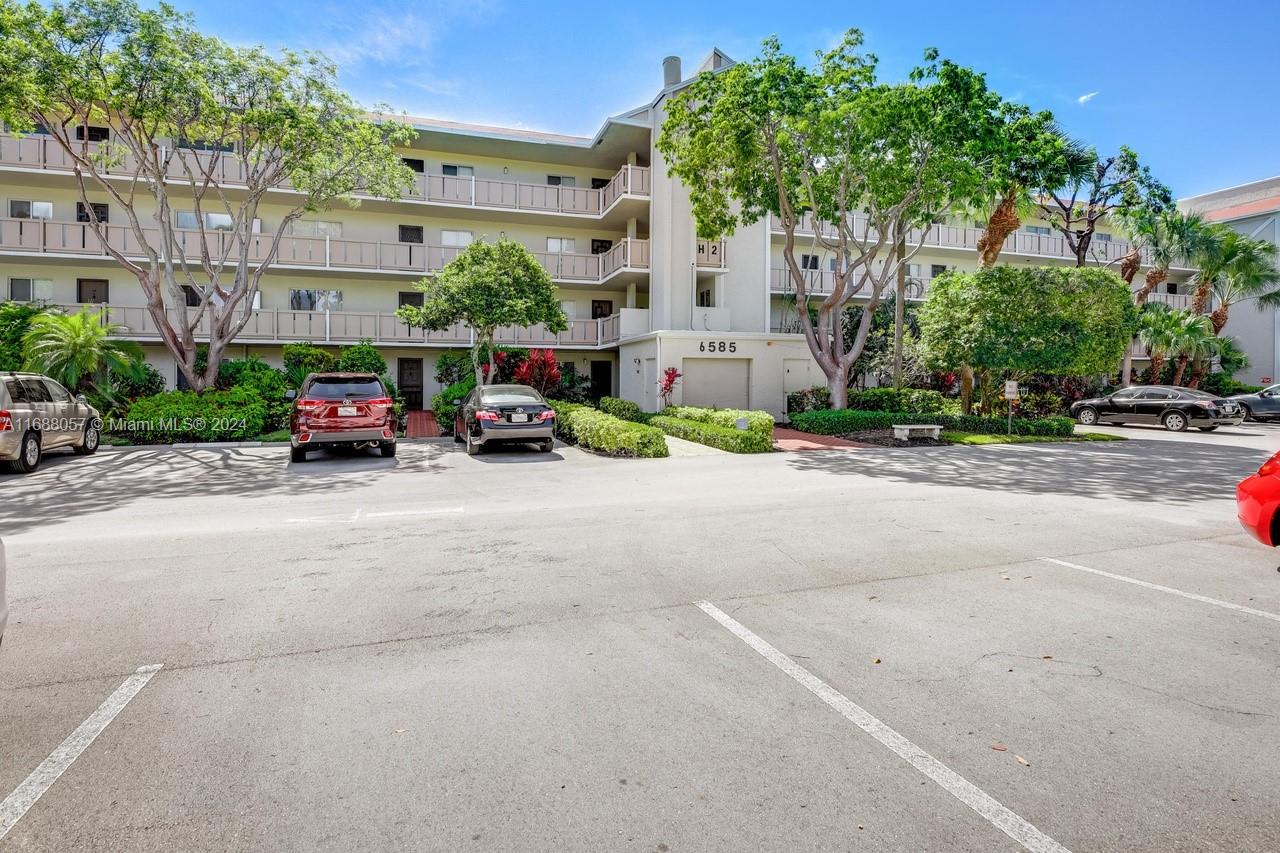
451 398 462 405
284 389 297 401
75 394 88 404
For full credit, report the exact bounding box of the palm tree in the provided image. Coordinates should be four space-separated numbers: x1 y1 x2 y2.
1124 210 1213 304
22 309 144 392
1189 228 1279 320
1136 304 1183 384
1167 311 1216 386
1187 336 1227 389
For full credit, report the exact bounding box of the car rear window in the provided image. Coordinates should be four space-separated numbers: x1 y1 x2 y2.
1180 390 1216 400
481 389 543 405
306 378 384 399
3 378 27 403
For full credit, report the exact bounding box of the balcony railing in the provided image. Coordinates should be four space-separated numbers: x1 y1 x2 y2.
0 134 650 217
769 213 1158 267
696 239 727 269
769 268 927 299
45 303 627 348
0 218 650 283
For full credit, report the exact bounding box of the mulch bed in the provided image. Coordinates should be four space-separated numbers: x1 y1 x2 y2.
841 429 949 448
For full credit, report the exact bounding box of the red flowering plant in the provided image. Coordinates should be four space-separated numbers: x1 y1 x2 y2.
513 349 562 395
658 367 682 408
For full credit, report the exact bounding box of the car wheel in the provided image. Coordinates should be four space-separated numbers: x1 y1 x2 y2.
539 439 554 453
1076 406 1099 426
290 445 308 463
73 421 100 456
465 429 482 456
1162 411 1189 432
380 441 397 458
1197 426 1219 432
453 415 464 443
9 430 41 474
1240 404 1254 421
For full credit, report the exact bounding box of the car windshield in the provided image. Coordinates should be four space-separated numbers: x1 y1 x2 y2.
306 378 383 399
480 389 543 405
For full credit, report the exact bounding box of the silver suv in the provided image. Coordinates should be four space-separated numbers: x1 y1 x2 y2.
1 372 102 474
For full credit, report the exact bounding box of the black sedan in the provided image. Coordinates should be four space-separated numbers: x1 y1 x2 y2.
453 384 556 455
1229 384 1280 422
1071 385 1245 432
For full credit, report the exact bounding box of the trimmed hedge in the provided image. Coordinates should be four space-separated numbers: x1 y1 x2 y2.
661 405 775 435
118 387 268 443
432 376 476 433
598 395 643 422
650 415 774 453
789 409 1074 437
848 388 957 415
548 400 668 458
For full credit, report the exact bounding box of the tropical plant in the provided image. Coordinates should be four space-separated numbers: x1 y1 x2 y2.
21 309 144 391
1214 336 1249 378
397 239 565 387
1191 231 1279 332
0 301 48 370
111 361 166 400
0 0 416 391
336 340 388 376
1125 210 1214 303
512 349 561 395
282 342 337 388
658 367 681 408
1135 305 1184 383
1166 311 1216 386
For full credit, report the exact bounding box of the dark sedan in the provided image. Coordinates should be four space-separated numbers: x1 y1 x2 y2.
454 384 555 455
1070 385 1245 432
1229 384 1280 422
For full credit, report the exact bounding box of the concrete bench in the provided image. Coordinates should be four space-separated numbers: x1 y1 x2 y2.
892 424 942 442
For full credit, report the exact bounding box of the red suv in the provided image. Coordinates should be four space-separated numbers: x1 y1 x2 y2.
287 373 397 463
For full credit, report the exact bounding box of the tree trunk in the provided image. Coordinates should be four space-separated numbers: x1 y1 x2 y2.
1120 350 1134 387
826 370 849 410
1170 354 1189 386
1133 267 1168 307
1210 305 1229 334
1188 359 1209 389
960 365 975 415
1146 353 1165 384
893 237 906 388
976 189 1020 268
1119 247 1142 286
1189 280 1213 315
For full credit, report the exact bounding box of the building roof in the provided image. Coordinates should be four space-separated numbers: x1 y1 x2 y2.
1180 175 1280 222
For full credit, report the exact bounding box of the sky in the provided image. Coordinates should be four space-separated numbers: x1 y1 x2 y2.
174 0 1279 198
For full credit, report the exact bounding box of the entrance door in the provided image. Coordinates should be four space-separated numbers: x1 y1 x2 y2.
591 299 614 320
398 358 424 410
590 360 612 400
77 278 109 303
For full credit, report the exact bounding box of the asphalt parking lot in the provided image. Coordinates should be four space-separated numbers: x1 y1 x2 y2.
2 426 1278 851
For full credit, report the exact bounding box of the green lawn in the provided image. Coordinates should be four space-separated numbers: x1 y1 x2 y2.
940 431 1125 446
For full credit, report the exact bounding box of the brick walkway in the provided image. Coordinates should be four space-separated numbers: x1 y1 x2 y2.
772 427 871 451
405 410 441 439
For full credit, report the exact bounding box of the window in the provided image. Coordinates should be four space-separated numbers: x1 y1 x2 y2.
77 202 109 223
398 291 424 308
546 175 576 187
177 138 233 153
44 380 71 403
931 264 949 278
20 379 51 403
401 157 425 173
591 299 613 319
547 237 576 254
800 254 820 270
75 125 110 142
1025 225 1051 236
289 289 343 311
304 377 385 399
1111 388 1140 400
907 264 922 279
77 279 109 303
559 300 577 319
590 177 610 190
288 220 343 238
590 239 613 255
440 229 472 247
181 285 202 307
9 200 53 220
696 288 713 307
1166 282 1178 295
8 278 53 302
398 225 424 244
1095 233 1113 243
175 211 260 232
441 164 474 177
1138 389 1174 400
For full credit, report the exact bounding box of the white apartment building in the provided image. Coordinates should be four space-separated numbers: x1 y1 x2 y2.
0 49 1194 416
1181 176 1280 386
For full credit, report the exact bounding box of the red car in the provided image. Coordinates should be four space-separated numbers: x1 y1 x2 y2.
287 372 397 463
1237 450 1280 545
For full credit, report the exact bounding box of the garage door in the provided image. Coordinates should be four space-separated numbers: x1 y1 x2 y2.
681 358 750 409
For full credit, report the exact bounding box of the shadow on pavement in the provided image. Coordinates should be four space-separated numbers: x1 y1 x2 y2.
785 439 1267 504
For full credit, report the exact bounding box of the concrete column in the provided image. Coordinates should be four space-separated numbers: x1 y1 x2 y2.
626 282 637 309
627 151 638 166
626 217 638 240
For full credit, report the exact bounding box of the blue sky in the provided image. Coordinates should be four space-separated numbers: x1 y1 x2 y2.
178 0 1278 198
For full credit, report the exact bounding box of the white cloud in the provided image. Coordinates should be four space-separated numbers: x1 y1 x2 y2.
1077 91 1100 105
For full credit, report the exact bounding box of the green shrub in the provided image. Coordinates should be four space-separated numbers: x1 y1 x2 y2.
788 409 1074 437
661 405 775 435
111 362 166 400
1012 390 1066 419
433 351 472 386
431 375 476 433
548 400 668 458
336 339 387 375
599 396 642 422
650 415 774 453
282 342 337 387
848 387 956 415
1199 373 1262 397
787 386 830 413
118 387 268 443
216 356 290 430
0 301 49 371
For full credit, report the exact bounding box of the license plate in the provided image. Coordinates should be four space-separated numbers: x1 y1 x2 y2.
509 413 529 423
338 406 358 417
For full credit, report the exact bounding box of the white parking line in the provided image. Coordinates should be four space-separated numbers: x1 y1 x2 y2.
0 664 163 840
696 601 1070 853
1041 557 1280 623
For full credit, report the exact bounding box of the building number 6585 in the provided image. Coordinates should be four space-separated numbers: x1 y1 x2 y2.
699 341 736 353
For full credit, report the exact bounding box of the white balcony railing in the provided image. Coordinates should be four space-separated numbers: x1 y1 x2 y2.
0 218 651 283
0 134 650 217
43 303 627 348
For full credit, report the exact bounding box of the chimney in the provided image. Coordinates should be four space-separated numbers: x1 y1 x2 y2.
662 56 681 88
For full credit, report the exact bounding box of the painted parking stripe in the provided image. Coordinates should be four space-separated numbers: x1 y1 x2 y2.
696 601 1070 853
1041 557 1280 624
0 664 163 841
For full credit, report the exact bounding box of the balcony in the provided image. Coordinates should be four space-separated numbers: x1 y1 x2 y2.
0 134 650 219
770 267 927 299
0 218 650 285
769 213 1173 268
696 239 728 271
45 303 627 349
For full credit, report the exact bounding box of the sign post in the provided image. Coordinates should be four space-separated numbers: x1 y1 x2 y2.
1004 380 1019 435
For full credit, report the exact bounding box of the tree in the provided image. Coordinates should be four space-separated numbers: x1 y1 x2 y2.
1189 229 1279 331
0 0 415 392
657 32 1002 408
22 308 144 391
1135 304 1183 383
397 239 565 387
919 266 1136 392
1036 146 1172 267
1125 209 1213 304
1166 311 1216 386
